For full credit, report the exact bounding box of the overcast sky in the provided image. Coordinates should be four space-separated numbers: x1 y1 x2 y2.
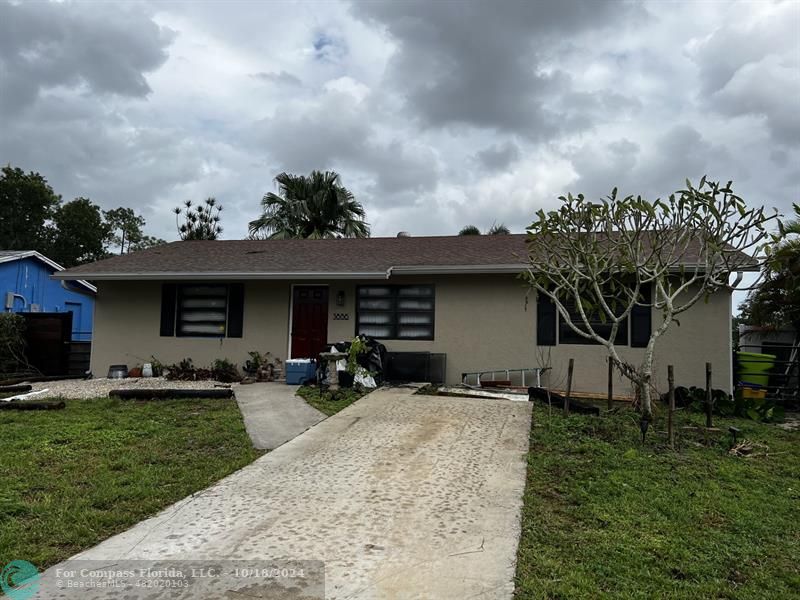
1 0 798 244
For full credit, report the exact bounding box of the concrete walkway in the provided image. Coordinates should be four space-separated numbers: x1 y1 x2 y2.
235 382 326 449
40 387 532 599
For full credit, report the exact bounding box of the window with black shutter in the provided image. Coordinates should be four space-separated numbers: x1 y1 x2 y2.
356 285 434 340
629 284 652 347
538 283 652 346
160 283 244 338
536 293 557 346
558 296 629 345
160 283 177 337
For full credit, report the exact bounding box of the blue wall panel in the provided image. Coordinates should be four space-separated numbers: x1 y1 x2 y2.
0 258 94 340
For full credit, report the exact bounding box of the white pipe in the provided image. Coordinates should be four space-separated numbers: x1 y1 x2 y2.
5 292 26 311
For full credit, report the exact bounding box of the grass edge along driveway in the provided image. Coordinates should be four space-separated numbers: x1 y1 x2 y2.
0 397 263 571
296 384 367 416
514 405 799 599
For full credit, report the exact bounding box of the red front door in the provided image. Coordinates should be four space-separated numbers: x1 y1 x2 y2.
290 286 329 359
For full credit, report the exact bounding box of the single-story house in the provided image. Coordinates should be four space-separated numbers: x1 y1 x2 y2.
53 235 747 394
1 250 96 341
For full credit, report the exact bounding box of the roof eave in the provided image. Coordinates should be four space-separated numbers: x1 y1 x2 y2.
52 264 532 280
50 271 392 281
389 264 528 275
0 250 97 293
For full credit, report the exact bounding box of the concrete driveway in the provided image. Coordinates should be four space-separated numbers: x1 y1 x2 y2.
41 387 532 599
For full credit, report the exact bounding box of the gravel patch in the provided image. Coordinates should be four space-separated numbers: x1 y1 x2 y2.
27 377 238 400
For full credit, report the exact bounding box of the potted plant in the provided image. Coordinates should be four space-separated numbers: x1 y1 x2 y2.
244 351 283 381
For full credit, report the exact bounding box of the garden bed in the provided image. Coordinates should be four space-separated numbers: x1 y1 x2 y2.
296 385 369 416
22 376 235 400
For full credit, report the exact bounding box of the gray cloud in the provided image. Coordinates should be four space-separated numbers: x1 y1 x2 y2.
567 125 739 202
247 82 439 203
687 3 798 95
475 142 521 171
0 1 173 113
0 0 796 246
686 2 800 145
568 138 641 199
249 90 372 172
251 71 303 87
352 1 641 135
709 56 800 146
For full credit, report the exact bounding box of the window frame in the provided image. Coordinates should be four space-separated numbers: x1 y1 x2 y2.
557 303 630 345
356 284 435 341
540 284 652 347
175 283 230 338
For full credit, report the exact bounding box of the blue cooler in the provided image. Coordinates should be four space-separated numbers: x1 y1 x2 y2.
285 359 316 385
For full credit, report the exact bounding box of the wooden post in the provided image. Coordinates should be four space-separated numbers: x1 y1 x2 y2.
607 357 614 411
668 365 675 449
564 358 574 416
705 362 713 428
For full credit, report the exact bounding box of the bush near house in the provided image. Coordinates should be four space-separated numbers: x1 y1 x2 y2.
514 406 799 599
0 312 27 374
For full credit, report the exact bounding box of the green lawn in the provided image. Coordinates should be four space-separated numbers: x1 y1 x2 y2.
296 385 367 416
515 406 799 599
0 398 262 570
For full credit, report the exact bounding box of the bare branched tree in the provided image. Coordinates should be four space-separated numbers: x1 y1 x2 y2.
524 178 777 424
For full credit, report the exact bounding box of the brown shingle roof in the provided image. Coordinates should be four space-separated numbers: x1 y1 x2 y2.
53 233 758 281
53 235 532 280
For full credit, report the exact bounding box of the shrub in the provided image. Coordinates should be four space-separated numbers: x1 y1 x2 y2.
211 358 241 383
666 386 784 422
243 351 281 376
165 357 242 382
346 336 368 375
0 313 27 374
165 358 191 380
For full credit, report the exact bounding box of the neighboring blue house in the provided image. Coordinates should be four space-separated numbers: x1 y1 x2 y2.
0 251 96 341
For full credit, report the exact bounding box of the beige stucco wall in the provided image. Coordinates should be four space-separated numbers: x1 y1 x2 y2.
543 289 733 396
91 276 732 395
91 281 291 374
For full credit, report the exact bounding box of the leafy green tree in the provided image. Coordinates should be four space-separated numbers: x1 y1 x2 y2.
0 165 61 251
49 198 111 267
174 197 223 240
741 203 800 334
459 225 481 235
104 207 146 254
131 235 168 252
524 178 775 424
249 171 369 239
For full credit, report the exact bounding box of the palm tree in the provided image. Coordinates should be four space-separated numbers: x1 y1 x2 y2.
249 171 370 239
459 223 511 235
488 222 510 235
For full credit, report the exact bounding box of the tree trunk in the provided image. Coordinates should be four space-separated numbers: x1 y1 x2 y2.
667 364 675 449
639 378 653 421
